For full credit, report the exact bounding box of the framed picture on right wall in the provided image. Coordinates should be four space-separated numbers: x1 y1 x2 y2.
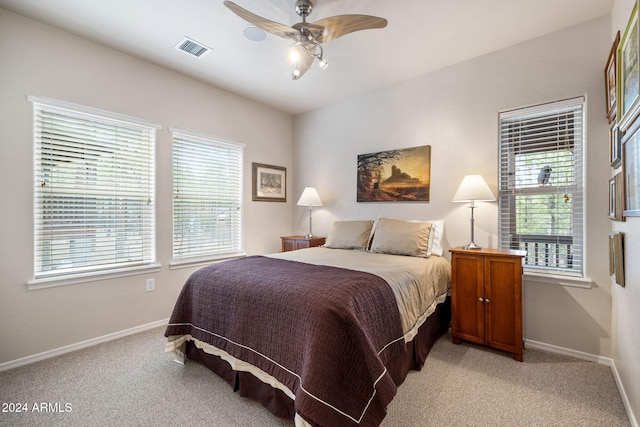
609 172 625 221
622 119 640 216
609 232 625 287
618 1 640 129
605 31 620 123
610 122 622 167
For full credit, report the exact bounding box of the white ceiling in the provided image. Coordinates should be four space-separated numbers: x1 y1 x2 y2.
0 0 614 114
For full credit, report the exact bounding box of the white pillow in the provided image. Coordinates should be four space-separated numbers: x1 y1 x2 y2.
424 220 445 256
324 220 374 249
369 218 432 257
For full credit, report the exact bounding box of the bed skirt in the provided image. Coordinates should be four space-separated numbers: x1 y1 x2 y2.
183 296 451 425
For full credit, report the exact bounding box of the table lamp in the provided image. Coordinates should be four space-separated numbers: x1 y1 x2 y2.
297 187 323 238
452 175 496 249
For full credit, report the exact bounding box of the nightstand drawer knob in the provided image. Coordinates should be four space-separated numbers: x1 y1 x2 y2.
478 297 484 302
485 299 490 304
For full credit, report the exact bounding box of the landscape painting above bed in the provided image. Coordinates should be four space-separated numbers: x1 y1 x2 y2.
357 145 431 202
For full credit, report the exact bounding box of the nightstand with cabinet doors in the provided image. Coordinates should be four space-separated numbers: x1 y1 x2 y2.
449 247 526 361
280 235 326 252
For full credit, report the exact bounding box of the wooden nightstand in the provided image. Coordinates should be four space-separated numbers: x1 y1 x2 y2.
281 236 326 252
449 247 526 361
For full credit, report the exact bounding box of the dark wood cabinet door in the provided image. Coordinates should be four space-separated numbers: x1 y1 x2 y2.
484 256 523 359
451 253 485 345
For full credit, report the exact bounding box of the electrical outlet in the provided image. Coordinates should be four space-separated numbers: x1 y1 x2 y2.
145 278 155 292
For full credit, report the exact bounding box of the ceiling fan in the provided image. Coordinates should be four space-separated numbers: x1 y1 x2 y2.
223 0 388 80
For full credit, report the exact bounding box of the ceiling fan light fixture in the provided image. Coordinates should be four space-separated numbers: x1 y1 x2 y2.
288 39 327 77
288 42 305 64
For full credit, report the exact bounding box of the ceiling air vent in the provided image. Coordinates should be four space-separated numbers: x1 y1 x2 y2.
174 37 210 58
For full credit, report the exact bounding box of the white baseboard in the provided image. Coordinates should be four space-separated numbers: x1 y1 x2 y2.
0 318 169 373
610 357 639 427
525 338 613 365
525 339 637 427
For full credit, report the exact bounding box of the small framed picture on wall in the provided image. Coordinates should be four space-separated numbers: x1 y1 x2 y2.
605 31 620 123
609 232 625 287
622 121 640 216
610 122 622 168
609 173 624 221
252 162 287 202
618 3 640 128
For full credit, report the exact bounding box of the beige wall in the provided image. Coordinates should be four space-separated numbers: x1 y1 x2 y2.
1 5 637 423
0 9 294 364
611 0 640 423
293 18 613 356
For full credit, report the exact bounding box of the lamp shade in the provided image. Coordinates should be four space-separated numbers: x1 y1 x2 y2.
297 187 323 206
452 175 496 202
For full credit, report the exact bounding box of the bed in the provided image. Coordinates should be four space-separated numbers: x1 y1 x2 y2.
165 218 451 427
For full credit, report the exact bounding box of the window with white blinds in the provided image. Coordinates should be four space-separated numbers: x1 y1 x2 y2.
172 130 244 262
31 97 157 280
498 97 585 276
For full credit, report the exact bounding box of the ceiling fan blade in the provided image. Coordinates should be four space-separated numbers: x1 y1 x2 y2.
313 15 388 43
224 1 297 39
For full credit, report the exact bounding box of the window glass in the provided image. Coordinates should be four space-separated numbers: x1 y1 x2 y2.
31 97 156 279
172 130 244 262
498 97 584 276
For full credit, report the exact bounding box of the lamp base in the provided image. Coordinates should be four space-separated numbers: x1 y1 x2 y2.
305 233 315 239
464 242 482 250
464 203 482 250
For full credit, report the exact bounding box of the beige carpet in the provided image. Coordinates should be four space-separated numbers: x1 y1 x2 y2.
0 327 629 426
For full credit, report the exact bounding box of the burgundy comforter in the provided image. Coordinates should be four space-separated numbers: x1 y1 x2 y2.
165 255 409 426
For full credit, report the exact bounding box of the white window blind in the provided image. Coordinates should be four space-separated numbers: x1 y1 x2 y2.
172 130 244 261
32 98 156 280
498 97 585 276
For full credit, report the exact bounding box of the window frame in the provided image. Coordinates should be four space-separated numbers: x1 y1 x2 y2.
498 97 587 284
170 128 245 268
28 96 161 290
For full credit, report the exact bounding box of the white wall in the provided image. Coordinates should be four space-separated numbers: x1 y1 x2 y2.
293 17 614 359
0 9 293 364
611 0 640 422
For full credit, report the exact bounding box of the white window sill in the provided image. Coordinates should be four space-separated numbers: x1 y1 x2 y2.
27 263 162 291
524 271 592 289
169 253 246 270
